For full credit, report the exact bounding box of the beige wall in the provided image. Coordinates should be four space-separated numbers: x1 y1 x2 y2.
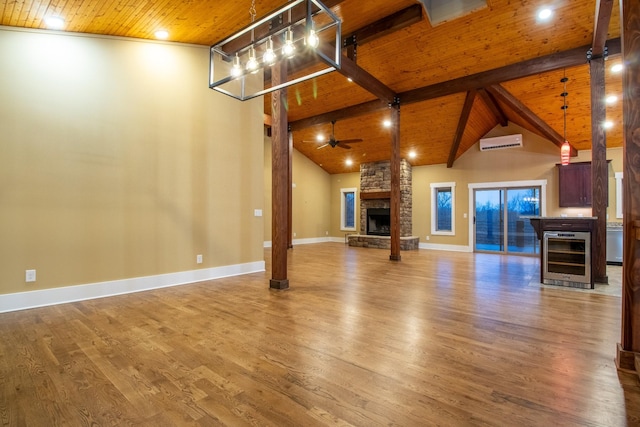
0 28 264 295
325 123 623 249
263 138 331 243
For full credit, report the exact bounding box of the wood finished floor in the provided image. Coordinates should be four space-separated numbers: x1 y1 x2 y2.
1 243 639 426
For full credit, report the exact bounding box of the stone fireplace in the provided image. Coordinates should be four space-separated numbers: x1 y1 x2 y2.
348 160 419 250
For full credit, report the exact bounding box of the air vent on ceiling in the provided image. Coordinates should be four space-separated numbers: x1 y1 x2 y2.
479 134 523 151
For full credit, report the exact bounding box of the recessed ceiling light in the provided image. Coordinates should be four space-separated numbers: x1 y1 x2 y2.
316 134 324 142
537 8 552 21
346 159 353 166
383 119 391 128
347 77 353 82
45 16 65 30
611 63 623 73
604 121 614 129
408 150 417 159
606 95 618 104
155 30 169 40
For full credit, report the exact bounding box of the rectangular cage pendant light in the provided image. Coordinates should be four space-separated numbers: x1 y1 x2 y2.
209 0 341 101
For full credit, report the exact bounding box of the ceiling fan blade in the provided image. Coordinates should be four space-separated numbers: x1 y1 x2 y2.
337 143 352 149
338 138 363 144
316 143 330 149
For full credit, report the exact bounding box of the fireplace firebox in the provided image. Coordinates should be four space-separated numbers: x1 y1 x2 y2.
367 208 390 236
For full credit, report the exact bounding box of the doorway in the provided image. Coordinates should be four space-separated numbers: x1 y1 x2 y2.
473 185 542 255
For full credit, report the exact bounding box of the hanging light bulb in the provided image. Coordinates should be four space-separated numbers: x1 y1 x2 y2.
561 141 571 165
282 28 296 57
246 45 259 72
306 28 319 48
230 53 242 77
262 37 276 65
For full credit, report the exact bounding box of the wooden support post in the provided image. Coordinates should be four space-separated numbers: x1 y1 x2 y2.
616 0 640 373
270 60 290 290
288 130 293 249
590 56 608 284
390 101 401 261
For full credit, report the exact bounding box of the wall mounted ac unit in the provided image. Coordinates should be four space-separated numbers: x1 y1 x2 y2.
479 134 523 151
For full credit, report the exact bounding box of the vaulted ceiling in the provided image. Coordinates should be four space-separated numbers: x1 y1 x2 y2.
0 0 622 174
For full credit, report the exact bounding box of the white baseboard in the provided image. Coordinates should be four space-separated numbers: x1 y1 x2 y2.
265 238 472 253
264 236 336 248
419 242 472 252
328 237 345 243
292 237 333 245
0 261 265 313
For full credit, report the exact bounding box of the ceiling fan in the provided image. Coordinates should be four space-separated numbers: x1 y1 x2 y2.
305 120 363 149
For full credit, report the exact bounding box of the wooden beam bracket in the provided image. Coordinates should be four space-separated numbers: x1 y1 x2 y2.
587 46 609 62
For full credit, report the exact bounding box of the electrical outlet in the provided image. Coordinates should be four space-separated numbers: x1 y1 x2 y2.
293 232 297 237
25 269 36 282
325 231 328 235
196 254 203 264
425 236 430 241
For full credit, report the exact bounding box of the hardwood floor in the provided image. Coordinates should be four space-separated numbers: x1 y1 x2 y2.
1 243 639 426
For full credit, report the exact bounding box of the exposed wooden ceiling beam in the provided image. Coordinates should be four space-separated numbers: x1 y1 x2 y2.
486 84 577 155
592 0 614 56
289 38 621 130
343 4 423 47
447 90 477 168
289 99 388 131
317 44 396 104
478 88 508 127
401 38 621 104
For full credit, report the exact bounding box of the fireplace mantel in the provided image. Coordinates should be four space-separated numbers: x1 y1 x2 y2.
361 191 390 200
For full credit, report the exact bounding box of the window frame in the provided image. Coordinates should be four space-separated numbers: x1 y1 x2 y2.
340 187 357 231
431 182 456 236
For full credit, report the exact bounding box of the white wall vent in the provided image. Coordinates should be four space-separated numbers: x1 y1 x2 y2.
479 134 523 151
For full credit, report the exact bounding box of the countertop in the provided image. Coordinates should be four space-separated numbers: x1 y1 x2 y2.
525 216 597 220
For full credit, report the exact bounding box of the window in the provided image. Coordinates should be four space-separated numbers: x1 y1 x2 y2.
341 188 357 231
615 172 623 219
431 182 455 235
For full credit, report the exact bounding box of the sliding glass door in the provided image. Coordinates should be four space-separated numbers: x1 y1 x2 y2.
475 189 504 252
474 186 540 254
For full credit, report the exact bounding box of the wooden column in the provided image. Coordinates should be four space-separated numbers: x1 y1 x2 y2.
389 101 401 261
270 61 290 290
288 130 293 249
590 56 608 284
616 0 640 373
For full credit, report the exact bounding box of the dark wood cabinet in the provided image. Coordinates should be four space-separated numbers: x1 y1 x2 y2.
558 162 592 207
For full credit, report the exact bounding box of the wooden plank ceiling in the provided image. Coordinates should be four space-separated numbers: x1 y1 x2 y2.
0 0 622 174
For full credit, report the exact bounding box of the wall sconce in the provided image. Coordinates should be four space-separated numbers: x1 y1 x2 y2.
209 0 341 101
